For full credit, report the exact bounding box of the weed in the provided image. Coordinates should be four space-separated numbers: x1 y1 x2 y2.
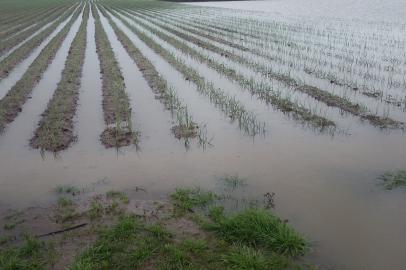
179 239 208 255
146 224 173 241
378 170 406 190
58 197 73 207
222 244 269 270
218 174 247 191
106 190 129 204
0 235 56 269
88 198 104 220
55 185 81 196
170 187 217 214
206 208 308 257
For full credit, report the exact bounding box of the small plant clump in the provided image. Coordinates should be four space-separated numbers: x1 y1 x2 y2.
0 236 57 269
170 187 217 214
205 208 308 257
378 170 406 190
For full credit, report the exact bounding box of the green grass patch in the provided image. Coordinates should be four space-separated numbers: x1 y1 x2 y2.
170 187 217 214
206 208 308 257
106 190 129 204
0 236 56 269
55 184 81 196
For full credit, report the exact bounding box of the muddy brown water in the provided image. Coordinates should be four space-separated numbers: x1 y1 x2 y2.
0 4 406 270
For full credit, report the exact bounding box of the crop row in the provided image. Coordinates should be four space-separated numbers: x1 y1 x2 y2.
0 5 71 54
30 4 90 152
114 8 335 130
0 6 82 133
0 4 78 79
142 7 406 107
0 5 63 40
92 5 138 148
122 8 404 129
99 7 202 146
105 7 265 136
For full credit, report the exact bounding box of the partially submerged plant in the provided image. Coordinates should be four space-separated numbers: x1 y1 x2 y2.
378 170 406 190
206 208 308 257
170 187 217 214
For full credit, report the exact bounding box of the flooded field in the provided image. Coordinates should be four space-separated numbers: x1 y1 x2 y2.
0 0 406 269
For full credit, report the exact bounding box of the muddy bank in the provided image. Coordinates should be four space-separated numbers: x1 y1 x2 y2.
0 186 311 269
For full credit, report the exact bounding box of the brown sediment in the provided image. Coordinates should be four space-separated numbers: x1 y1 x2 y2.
92 5 138 148
126 9 403 130
30 5 90 152
0 7 83 133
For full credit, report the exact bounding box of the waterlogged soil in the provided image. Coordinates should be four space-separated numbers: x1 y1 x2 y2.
1 2 406 270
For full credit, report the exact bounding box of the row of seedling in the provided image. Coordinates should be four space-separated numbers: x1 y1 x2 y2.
30 5 90 152
99 7 200 145
0 6 82 133
129 9 404 129
0 4 69 53
0 5 66 40
115 8 335 130
0 4 78 79
148 7 406 105
139 8 406 108
106 7 265 136
92 5 138 148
